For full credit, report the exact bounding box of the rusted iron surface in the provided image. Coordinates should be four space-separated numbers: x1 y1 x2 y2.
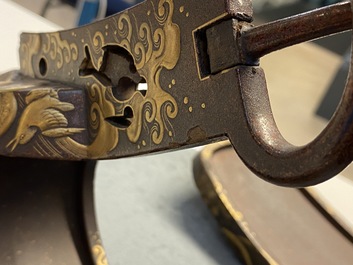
0 0 352 187
241 2 352 62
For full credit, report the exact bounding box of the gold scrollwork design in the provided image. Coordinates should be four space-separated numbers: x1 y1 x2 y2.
116 13 133 50
68 0 180 151
55 82 119 158
111 0 180 145
20 34 41 76
18 0 181 157
87 31 106 69
92 244 109 265
20 33 79 76
42 33 79 69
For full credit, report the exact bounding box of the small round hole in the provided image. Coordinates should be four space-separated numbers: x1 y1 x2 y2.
112 77 148 101
39 58 47 76
112 77 137 101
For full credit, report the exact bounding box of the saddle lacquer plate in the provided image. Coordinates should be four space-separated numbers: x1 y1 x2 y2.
194 142 353 265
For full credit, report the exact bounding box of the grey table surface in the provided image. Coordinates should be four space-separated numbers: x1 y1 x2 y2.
95 149 242 265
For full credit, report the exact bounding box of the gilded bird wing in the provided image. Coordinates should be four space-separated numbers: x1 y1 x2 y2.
38 108 68 131
25 89 52 104
49 97 75 112
42 128 85 138
53 102 75 112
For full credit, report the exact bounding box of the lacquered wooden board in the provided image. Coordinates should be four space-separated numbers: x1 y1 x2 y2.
194 142 353 265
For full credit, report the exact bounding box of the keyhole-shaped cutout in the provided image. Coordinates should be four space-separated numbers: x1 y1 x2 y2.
112 77 147 101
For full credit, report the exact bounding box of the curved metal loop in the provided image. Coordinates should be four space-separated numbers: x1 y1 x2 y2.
229 1 353 187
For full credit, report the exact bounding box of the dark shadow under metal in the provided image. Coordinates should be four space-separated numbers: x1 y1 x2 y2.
0 157 100 265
